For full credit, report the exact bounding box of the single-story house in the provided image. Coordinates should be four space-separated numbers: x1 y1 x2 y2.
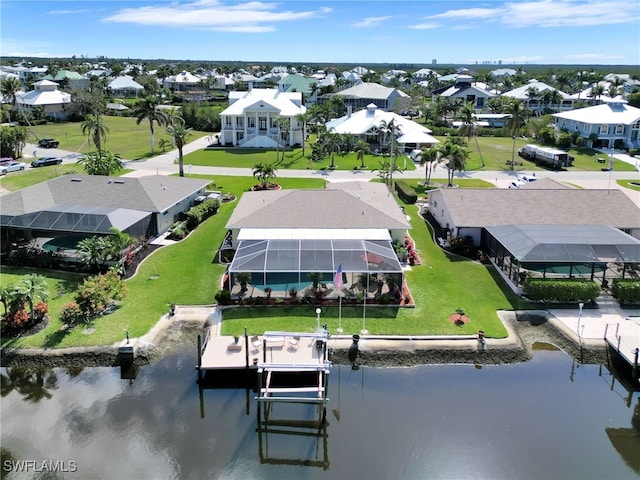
325 103 438 151
552 99 640 149
164 71 201 91
108 75 144 97
224 182 410 297
426 185 640 290
0 175 210 251
219 88 306 148
501 79 573 113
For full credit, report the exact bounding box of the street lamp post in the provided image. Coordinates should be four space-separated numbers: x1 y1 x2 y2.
316 307 322 331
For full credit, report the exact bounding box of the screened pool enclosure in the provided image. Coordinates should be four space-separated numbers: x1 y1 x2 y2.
227 230 404 296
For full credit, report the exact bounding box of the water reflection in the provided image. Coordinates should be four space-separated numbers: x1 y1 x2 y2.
0 367 58 403
1 346 639 480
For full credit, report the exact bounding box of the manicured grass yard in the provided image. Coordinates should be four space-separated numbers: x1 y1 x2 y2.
183 146 417 172
0 176 324 348
1 173 517 348
443 136 637 173
0 164 133 192
27 117 210 161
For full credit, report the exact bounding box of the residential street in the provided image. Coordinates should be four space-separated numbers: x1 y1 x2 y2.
20 139 640 206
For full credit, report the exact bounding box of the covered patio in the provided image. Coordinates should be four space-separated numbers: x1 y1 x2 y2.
484 224 640 291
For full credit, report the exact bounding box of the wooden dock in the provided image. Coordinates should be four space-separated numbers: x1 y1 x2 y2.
604 319 640 381
198 329 332 372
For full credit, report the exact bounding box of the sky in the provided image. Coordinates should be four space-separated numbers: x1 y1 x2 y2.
1 0 639 65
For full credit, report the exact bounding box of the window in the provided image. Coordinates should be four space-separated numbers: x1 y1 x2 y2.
600 124 608 135
615 124 624 134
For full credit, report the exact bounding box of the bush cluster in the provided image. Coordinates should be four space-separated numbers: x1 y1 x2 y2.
523 278 600 303
185 198 220 230
611 279 640 305
394 180 417 204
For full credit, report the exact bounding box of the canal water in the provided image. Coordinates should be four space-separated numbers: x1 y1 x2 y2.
1 343 639 480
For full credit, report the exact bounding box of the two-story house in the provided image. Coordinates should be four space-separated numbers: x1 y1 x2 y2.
552 99 640 149
219 88 306 148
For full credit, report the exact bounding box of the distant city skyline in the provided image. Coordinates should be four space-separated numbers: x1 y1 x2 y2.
2 0 639 66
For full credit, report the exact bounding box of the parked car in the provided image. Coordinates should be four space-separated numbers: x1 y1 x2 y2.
38 138 59 148
0 157 14 165
31 156 63 167
0 162 27 175
518 173 537 183
508 180 525 189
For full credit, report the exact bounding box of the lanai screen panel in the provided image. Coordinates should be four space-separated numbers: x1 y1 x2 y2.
229 230 403 274
486 224 640 263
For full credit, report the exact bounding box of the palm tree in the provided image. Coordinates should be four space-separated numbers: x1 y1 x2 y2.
0 77 22 123
419 145 440 187
295 112 309 156
276 117 291 162
77 236 111 272
322 130 342 169
81 113 109 157
16 274 48 323
131 96 166 154
591 84 605 104
252 162 277 189
438 139 469 187
166 122 192 177
77 150 123 176
355 140 370 168
456 102 485 167
378 119 402 185
505 99 530 170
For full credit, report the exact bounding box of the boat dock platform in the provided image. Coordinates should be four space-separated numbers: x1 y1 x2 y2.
604 319 640 380
197 329 332 372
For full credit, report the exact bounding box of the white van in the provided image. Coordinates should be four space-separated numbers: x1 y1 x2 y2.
409 149 423 162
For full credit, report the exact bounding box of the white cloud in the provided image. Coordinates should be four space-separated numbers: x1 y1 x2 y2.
565 52 626 60
48 9 90 15
408 22 440 30
350 16 393 28
415 0 639 29
102 0 332 32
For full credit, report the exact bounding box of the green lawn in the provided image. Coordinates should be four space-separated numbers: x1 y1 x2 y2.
222 203 517 338
27 117 211 161
182 146 418 172
617 179 640 191
446 136 637 173
0 175 325 348
0 164 133 192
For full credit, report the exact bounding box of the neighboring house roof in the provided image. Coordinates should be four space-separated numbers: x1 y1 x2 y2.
109 75 144 91
16 81 71 106
325 103 436 143
502 79 571 100
277 74 318 94
337 82 409 101
0 175 210 218
490 68 518 77
106 102 130 111
412 69 439 79
226 182 410 231
221 88 305 117
552 100 640 125
434 188 640 230
52 70 86 81
486 224 640 263
167 71 201 84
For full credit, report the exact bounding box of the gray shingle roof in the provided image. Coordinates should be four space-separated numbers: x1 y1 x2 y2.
0 175 210 216
436 188 640 230
226 183 410 230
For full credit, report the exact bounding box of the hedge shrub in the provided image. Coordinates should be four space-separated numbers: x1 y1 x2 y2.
395 180 417 204
523 278 600 303
612 278 640 305
185 198 220 230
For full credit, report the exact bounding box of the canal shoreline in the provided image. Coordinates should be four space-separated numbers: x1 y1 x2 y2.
0 309 608 369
